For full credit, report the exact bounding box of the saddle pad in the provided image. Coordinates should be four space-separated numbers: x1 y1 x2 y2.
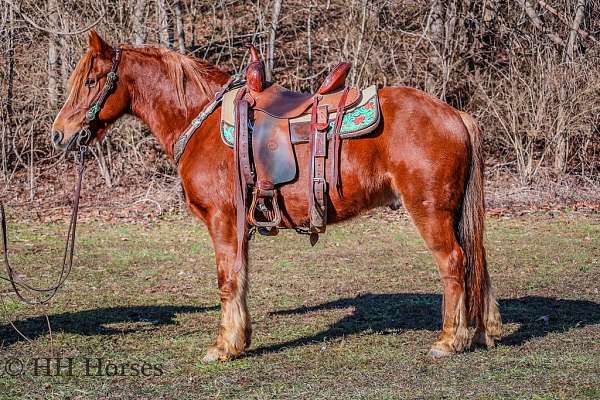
220 85 380 147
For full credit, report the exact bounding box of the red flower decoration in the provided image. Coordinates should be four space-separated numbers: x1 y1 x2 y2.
364 101 375 110
353 115 365 125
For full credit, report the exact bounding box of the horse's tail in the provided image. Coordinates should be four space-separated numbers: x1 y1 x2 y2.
458 112 502 339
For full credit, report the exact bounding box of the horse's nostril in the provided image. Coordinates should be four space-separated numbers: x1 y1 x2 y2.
52 131 63 146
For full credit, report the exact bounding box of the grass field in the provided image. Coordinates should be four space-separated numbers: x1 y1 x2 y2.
0 210 599 399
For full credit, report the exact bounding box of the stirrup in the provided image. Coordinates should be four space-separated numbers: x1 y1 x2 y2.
247 180 282 228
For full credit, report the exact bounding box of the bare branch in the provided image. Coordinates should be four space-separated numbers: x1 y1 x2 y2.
514 0 565 46
2 0 105 35
537 0 597 44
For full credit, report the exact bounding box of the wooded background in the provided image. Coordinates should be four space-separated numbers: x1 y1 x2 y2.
1 0 599 204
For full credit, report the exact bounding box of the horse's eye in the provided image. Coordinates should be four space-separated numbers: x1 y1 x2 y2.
85 78 97 87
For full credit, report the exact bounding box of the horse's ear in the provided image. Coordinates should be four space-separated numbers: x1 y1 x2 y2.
88 30 112 58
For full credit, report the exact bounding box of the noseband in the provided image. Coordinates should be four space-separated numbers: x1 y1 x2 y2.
75 47 123 147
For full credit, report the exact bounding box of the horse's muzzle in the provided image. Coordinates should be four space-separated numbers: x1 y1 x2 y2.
51 129 91 152
51 130 64 149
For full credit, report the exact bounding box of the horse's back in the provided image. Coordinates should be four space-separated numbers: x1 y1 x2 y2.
378 86 470 148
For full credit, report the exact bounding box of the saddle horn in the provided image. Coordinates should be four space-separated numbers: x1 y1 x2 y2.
245 43 265 93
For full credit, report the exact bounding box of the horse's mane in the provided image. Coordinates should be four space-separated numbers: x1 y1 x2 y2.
68 45 227 111
131 46 225 107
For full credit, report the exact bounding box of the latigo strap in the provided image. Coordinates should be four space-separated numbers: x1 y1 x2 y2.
233 88 251 272
309 98 329 238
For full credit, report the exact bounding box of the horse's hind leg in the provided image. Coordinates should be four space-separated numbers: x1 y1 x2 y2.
403 203 471 356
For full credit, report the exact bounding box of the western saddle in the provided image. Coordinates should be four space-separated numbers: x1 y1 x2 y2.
192 44 381 270
224 44 380 254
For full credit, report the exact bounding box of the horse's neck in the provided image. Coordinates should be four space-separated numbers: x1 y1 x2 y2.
125 53 228 157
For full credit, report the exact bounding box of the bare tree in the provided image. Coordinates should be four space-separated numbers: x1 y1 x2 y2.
2 0 600 200
47 0 60 107
2 1 15 179
156 0 172 48
566 0 586 61
515 0 565 46
132 0 148 45
174 0 185 54
427 0 445 94
266 0 282 81
537 0 597 44
59 17 70 94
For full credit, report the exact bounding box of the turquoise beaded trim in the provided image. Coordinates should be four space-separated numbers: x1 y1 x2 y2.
330 97 378 134
222 124 235 146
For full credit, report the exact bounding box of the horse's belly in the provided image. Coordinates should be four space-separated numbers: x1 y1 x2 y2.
277 138 395 228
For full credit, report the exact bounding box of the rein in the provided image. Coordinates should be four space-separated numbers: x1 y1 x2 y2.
0 147 86 305
0 49 123 305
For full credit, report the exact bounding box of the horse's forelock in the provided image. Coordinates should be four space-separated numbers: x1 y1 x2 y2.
66 50 94 105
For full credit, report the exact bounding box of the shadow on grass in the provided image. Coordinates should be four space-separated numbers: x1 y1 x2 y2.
2 295 598 354
248 294 600 355
0 305 217 348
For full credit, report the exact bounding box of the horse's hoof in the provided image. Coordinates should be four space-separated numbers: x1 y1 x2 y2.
202 346 230 363
428 342 454 358
472 330 496 349
428 348 453 358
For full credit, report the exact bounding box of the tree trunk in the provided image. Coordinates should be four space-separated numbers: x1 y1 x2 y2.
483 0 499 26
156 0 172 48
440 0 458 99
266 0 282 81
427 0 445 95
95 142 113 188
566 0 586 61
2 1 15 179
132 0 148 45
59 18 69 95
174 1 185 54
537 0 597 44
351 0 368 86
47 0 60 108
554 133 568 176
307 5 313 91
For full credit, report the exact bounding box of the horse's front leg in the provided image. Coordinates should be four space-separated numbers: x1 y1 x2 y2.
202 211 251 362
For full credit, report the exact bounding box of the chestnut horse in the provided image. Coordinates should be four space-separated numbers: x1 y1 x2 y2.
52 31 502 362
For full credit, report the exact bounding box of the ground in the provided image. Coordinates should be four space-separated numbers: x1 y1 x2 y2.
0 210 599 399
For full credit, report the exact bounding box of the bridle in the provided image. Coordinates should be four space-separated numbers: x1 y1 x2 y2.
72 47 123 148
0 48 123 305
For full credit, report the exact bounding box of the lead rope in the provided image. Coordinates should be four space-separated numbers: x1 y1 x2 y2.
0 146 86 305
